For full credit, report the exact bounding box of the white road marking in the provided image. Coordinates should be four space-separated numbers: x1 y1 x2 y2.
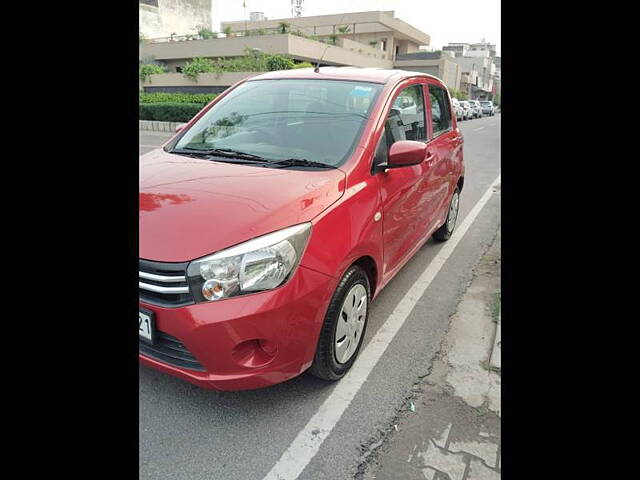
263 174 501 480
473 127 485 131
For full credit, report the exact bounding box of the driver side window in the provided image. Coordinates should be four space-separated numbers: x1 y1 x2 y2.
388 84 426 143
373 84 426 170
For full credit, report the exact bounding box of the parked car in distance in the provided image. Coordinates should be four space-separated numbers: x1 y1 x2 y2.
468 100 483 118
139 67 465 391
480 100 495 116
459 100 473 120
451 98 464 121
393 92 418 115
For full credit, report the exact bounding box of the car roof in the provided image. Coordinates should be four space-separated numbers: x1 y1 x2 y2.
247 66 442 86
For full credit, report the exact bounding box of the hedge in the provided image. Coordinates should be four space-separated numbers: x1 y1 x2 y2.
139 102 204 122
139 92 217 104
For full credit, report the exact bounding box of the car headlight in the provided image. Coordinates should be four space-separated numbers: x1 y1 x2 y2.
186 223 312 302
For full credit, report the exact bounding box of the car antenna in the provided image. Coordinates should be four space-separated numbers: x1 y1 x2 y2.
314 0 356 73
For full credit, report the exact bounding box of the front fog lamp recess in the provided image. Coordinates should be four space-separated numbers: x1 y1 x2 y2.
186 223 312 302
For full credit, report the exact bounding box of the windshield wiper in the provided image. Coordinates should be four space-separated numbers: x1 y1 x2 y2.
270 158 336 169
171 147 268 161
171 148 335 169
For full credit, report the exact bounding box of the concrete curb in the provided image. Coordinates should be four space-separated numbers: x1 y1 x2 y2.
139 120 182 132
489 312 501 370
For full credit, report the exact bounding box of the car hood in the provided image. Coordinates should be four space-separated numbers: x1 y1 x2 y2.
139 149 346 262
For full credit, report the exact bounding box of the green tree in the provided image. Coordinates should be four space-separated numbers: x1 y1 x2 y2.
448 88 468 101
337 25 351 34
223 26 234 37
277 22 290 34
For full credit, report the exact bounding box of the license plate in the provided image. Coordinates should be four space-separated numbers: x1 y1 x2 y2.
139 309 155 344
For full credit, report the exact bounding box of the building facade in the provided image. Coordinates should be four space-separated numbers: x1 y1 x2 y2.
140 10 461 93
394 52 461 91
220 10 430 63
139 0 212 39
442 41 498 100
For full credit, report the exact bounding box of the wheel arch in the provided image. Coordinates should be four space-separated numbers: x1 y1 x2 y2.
352 255 379 298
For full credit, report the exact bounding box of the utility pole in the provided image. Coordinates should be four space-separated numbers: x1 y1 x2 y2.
291 0 304 17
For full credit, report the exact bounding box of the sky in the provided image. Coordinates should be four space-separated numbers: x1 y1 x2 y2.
211 0 500 56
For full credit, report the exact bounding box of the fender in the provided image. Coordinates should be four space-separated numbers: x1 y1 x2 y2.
301 173 383 292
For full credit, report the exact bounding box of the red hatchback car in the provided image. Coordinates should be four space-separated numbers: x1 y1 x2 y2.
139 67 464 390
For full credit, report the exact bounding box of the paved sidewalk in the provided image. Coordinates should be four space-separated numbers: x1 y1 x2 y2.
360 228 501 480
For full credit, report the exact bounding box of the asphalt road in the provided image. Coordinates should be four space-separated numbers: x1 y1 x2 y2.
139 114 501 480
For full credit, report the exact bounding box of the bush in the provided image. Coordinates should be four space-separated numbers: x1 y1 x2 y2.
139 102 204 122
182 57 217 81
197 26 217 39
293 61 314 69
139 92 217 104
139 63 167 82
181 50 298 80
266 54 294 71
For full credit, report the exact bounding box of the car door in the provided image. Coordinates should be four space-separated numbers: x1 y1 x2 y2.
374 81 437 279
424 82 462 228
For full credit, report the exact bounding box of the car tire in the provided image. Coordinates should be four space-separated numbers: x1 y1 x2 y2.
434 188 460 242
309 265 371 381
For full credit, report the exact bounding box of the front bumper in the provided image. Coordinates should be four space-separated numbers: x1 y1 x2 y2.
139 265 337 390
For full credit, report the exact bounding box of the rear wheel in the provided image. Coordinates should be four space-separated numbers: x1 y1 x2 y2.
434 188 460 241
309 265 371 381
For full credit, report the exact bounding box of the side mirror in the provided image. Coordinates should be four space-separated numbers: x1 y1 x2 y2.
175 123 187 133
385 140 427 168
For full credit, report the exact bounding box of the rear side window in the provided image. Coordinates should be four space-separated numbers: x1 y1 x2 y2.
429 84 452 136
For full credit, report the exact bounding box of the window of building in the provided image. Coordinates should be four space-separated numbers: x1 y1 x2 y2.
428 84 452 136
381 38 387 51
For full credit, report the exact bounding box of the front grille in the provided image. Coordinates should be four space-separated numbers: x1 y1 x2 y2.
139 331 205 371
139 259 194 307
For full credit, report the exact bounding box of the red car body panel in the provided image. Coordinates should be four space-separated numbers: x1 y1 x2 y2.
139 265 338 391
139 151 346 262
139 68 464 390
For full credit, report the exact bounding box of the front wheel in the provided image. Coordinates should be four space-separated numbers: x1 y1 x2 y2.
434 188 460 241
309 265 371 381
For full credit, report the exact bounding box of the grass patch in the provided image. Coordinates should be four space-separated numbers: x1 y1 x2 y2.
490 289 501 322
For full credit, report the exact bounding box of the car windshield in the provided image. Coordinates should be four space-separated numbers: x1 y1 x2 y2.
170 79 383 167
480 102 491 106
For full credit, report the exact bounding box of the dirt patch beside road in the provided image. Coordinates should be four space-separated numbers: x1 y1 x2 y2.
359 228 501 480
